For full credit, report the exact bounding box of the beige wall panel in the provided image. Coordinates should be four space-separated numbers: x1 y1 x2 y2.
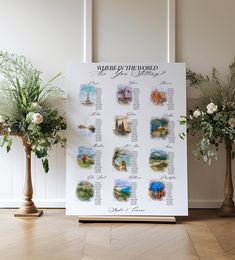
93 0 167 62
177 0 235 206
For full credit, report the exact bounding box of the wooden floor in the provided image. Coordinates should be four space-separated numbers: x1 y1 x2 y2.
0 209 235 260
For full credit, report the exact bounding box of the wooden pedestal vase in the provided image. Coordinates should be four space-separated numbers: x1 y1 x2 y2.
14 137 43 217
219 138 235 216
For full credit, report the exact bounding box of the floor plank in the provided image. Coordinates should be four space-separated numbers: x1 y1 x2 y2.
0 209 234 260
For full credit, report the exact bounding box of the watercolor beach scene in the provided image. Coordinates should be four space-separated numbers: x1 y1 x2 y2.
112 148 131 172
113 179 132 201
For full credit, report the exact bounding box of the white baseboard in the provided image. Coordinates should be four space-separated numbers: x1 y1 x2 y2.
0 199 65 208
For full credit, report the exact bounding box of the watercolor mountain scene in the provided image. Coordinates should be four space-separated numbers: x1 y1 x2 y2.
149 149 168 172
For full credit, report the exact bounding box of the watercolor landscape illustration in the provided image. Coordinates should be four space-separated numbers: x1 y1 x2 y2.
80 84 96 106
78 121 95 137
149 149 168 172
114 116 131 136
112 148 131 172
117 85 132 104
148 181 166 200
76 181 94 201
151 88 167 105
113 179 132 201
150 118 168 138
77 146 95 169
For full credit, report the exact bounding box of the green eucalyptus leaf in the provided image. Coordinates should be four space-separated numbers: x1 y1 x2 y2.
42 158 49 173
6 145 11 153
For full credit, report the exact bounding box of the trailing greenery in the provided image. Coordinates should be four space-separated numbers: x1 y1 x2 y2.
180 61 235 164
0 51 66 173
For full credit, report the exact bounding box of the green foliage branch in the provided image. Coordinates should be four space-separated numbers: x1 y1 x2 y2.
0 51 66 173
180 61 235 164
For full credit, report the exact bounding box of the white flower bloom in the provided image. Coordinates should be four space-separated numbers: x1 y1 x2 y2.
206 102 218 114
31 102 41 110
32 113 43 124
26 112 34 121
193 109 201 118
189 115 193 120
228 118 235 128
31 102 38 107
0 114 5 124
8 127 11 133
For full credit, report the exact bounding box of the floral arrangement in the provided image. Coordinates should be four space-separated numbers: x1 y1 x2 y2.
0 52 66 172
180 61 235 164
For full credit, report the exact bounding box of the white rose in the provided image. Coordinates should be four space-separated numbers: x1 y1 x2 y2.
0 114 5 124
193 109 201 118
228 118 235 128
206 102 218 114
32 113 43 124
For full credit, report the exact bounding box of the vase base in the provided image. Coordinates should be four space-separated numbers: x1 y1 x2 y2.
14 209 43 217
219 206 235 217
219 198 235 216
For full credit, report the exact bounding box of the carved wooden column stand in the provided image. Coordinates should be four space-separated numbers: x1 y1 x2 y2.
14 137 43 217
219 137 235 216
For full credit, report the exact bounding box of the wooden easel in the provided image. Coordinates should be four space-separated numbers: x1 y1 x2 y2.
78 216 176 223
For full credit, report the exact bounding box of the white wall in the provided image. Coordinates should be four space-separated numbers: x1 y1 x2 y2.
0 0 235 208
0 0 83 207
177 0 235 207
92 0 167 62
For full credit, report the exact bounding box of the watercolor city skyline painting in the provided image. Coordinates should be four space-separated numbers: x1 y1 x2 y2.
117 85 132 104
80 84 96 106
114 116 131 136
151 88 167 105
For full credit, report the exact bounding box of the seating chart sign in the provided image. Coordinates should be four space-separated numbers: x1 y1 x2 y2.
66 63 188 216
